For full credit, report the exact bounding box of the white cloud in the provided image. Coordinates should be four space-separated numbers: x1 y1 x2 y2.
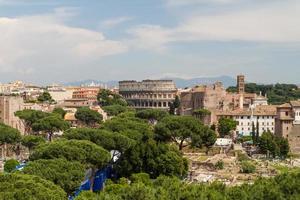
0 8 127 80
101 16 133 28
128 1 300 51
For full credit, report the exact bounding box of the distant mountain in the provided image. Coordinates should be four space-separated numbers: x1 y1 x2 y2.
166 76 236 88
63 76 236 89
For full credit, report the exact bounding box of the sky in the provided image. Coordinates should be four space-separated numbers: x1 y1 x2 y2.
0 0 299 84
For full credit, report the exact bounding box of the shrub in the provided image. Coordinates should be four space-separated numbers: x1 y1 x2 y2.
215 160 224 170
240 161 256 174
237 152 250 162
4 159 20 173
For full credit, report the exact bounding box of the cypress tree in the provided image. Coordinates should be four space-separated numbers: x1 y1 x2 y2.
252 122 256 144
256 120 260 143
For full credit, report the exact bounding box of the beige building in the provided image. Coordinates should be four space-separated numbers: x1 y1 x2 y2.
119 80 177 110
0 96 25 134
179 75 268 125
275 101 300 153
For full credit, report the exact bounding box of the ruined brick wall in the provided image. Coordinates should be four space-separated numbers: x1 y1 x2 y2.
288 125 300 153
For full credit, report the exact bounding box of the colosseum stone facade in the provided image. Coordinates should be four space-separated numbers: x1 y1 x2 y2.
119 80 177 110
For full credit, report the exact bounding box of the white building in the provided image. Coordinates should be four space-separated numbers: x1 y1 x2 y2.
217 105 277 136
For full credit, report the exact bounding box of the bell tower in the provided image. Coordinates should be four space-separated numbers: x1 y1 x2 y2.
237 75 245 94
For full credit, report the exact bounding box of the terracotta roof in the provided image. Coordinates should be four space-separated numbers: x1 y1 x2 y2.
290 101 300 107
278 103 292 108
217 105 277 116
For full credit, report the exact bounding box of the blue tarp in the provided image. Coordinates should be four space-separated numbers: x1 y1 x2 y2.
69 165 114 200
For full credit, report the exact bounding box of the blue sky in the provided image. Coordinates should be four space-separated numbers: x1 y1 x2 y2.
0 0 299 84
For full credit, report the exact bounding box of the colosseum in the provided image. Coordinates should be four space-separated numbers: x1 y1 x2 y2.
119 80 177 109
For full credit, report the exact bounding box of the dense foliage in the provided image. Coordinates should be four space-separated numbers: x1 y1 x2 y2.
76 170 300 200
115 139 188 178
63 128 134 155
0 173 66 200
97 89 127 106
103 115 153 141
154 116 217 150
15 109 50 134
0 123 21 144
100 114 187 178
227 83 300 105
30 139 111 170
23 159 85 194
169 95 180 115
102 104 131 116
75 107 103 127
135 109 168 122
218 117 237 138
32 115 70 141
37 91 54 103
21 135 46 152
240 161 256 173
52 107 67 118
258 131 290 158
4 159 19 173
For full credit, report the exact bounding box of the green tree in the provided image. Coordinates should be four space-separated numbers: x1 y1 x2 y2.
4 159 19 173
97 89 127 106
0 173 66 200
276 137 290 159
0 123 21 159
135 109 168 123
37 91 54 103
256 120 260 143
115 139 188 179
251 122 256 144
102 104 130 116
154 116 206 150
217 117 237 138
63 128 134 159
169 95 180 115
103 115 153 141
75 107 103 127
30 139 111 190
259 131 289 159
200 126 217 154
52 107 67 118
15 110 50 134
32 115 70 141
259 131 279 158
21 135 46 153
23 159 85 195
227 83 300 105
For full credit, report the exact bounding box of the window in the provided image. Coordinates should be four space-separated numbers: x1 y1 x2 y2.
286 111 289 116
